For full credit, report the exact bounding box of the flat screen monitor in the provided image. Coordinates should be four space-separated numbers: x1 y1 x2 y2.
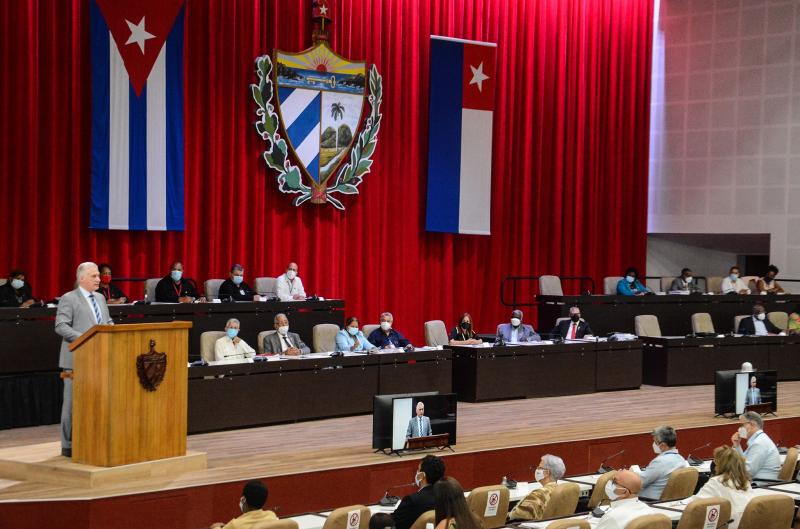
715 370 777 415
372 392 457 451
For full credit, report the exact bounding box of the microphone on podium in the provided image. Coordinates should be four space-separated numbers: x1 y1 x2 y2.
687 442 711 466
378 482 416 506
597 449 625 473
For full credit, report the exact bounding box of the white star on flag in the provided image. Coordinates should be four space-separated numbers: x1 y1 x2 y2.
125 16 156 54
319 5 328 15
469 62 490 92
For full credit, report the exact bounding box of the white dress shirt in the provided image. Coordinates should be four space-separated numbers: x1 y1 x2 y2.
736 430 781 481
752 317 768 336
721 277 750 294
275 273 306 301
510 327 519 343
595 497 656 529
690 476 756 529
279 332 295 352
214 336 255 361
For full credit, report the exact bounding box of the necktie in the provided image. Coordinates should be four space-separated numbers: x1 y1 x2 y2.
569 323 577 339
89 294 102 324
283 335 293 350
418 417 422 435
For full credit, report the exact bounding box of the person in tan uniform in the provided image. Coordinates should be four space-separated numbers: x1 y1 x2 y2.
508 454 566 521
210 480 277 529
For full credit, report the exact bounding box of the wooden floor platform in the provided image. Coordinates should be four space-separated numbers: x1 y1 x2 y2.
1 382 800 504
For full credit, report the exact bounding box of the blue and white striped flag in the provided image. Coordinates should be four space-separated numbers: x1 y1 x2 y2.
89 0 185 231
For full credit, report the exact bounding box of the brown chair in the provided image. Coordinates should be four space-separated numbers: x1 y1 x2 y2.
733 315 749 334
408 510 435 529
545 520 590 529
312 323 340 353
255 277 277 297
321 505 371 529
660 467 699 501
466 485 510 529
634 315 662 337
736 494 795 529
362 324 379 338
624 514 672 529
777 446 798 481
604 277 623 295
204 278 225 301
424 320 449 347
691 313 715 334
539 275 564 296
660 277 676 292
587 471 616 509
706 276 723 294
257 521 300 529
541 482 581 518
200 331 226 362
767 311 789 331
675 497 731 529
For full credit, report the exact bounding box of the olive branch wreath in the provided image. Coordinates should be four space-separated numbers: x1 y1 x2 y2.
251 55 383 210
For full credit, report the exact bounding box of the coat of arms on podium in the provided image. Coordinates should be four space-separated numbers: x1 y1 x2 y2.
251 0 383 210
136 339 167 391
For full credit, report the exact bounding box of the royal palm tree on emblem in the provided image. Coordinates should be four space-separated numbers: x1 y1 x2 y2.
330 102 345 149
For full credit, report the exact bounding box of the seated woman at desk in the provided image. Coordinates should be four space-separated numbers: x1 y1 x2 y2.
449 313 482 345
335 316 377 352
616 267 652 296
688 446 755 529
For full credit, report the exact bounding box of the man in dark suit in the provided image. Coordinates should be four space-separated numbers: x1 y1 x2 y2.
0 269 35 308
218 263 258 301
262 313 310 355
737 303 781 336
391 455 445 529
550 306 594 340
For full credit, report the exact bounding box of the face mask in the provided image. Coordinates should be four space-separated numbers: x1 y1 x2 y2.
348 326 359 336
277 325 289 335
738 426 748 439
570 314 580 322
652 442 662 454
239 497 247 513
10 279 24 290
232 275 243 285
730 273 739 281
605 480 621 501
286 270 297 280
534 468 546 482
685 276 693 283
100 274 112 284
756 313 766 321
510 318 521 327
460 321 472 330
227 328 239 339
626 275 635 283
414 471 423 488
171 270 182 282
380 321 392 331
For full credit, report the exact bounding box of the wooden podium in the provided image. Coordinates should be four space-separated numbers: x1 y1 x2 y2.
69 321 192 467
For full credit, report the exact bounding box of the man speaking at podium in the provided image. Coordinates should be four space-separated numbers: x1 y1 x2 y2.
54 262 113 458
406 402 432 439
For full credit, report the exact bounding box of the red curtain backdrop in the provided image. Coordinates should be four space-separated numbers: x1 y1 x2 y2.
0 0 652 342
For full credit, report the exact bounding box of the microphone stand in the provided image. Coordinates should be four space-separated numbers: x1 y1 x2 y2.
379 483 416 506
598 449 625 473
687 442 711 466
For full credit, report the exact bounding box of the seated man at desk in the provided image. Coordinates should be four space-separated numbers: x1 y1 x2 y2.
616 267 651 296
737 303 781 336
596 469 656 529
275 262 306 301
731 411 781 482
0 268 35 308
669 268 698 293
218 264 259 301
368 312 412 349
406 402 432 439
391 455 445 529
745 376 761 406
210 480 277 529
550 306 593 339
508 454 566 521
638 425 688 500
262 313 310 356
721 266 751 295
756 264 785 294
215 318 256 361
155 261 202 303
496 309 541 343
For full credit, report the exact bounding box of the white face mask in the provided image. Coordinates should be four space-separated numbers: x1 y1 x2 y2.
10 279 24 290
685 276 693 283
414 471 423 488
738 426 748 439
756 313 766 321
652 442 662 454
239 497 247 513
277 325 289 335
534 468 546 482
380 321 392 331
626 275 635 283
510 317 521 327
605 480 621 501
286 270 297 280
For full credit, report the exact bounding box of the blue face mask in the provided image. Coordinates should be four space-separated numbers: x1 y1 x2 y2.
348 327 359 336
10 279 24 290
232 275 243 285
171 270 182 282
227 328 239 339
626 275 635 283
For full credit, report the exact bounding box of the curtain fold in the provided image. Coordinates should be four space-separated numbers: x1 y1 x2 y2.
0 0 652 342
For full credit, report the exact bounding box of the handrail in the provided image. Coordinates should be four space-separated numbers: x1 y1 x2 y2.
500 275 596 308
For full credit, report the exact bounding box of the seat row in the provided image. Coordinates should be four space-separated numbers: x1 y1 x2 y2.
537 275 774 295
142 276 282 301
634 311 793 337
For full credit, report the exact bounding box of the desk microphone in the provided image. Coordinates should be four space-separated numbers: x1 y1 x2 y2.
598 449 625 473
379 482 415 506
687 442 711 466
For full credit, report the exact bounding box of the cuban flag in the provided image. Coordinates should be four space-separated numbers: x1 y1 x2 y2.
90 0 185 231
425 36 496 235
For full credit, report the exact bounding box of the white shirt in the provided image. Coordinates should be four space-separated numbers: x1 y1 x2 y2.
275 273 306 301
721 277 750 294
214 336 255 361
596 497 656 529
567 322 579 339
278 332 295 352
510 327 519 343
690 475 755 529
78 286 104 324
752 317 768 336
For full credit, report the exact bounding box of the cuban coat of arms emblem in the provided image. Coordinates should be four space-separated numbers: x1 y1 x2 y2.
251 1 383 210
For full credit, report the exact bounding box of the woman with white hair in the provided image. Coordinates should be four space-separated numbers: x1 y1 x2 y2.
508 454 566 521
